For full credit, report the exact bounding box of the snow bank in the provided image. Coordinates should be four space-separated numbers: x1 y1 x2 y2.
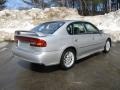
0 7 120 42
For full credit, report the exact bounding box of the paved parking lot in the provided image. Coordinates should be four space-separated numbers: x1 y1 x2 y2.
0 42 120 90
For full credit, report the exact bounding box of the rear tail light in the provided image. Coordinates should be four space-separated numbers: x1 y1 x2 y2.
15 36 47 47
30 39 47 47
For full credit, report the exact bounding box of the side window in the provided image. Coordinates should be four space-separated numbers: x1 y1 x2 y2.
84 23 99 34
67 22 86 35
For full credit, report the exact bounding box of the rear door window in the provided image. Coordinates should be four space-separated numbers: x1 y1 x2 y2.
67 22 86 35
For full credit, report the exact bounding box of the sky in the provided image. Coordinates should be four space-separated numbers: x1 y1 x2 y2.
5 0 33 9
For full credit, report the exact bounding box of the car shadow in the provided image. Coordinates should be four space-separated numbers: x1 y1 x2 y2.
18 52 104 73
18 60 61 73
30 63 61 73
75 52 102 64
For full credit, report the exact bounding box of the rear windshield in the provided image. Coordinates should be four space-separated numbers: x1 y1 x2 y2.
32 21 65 34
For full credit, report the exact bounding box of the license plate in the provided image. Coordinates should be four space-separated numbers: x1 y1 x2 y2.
18 41 29 48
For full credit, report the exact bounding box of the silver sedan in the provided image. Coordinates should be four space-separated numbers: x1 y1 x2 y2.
13 20 111 69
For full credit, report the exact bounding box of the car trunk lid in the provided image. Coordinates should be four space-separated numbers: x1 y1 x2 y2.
15 31 47 52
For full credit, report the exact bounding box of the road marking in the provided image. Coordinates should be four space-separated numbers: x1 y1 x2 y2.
0 48 8 53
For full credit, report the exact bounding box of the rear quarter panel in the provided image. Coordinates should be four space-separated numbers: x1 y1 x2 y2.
42 34 77 52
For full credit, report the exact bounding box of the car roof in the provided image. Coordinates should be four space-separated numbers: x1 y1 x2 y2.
45 20 90 24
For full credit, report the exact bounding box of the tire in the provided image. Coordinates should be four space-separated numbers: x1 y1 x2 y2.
60 49 76 70
103 40 111 53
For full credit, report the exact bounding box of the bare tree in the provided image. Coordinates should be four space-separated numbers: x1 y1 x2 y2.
23 0 120 15
31 0 44 8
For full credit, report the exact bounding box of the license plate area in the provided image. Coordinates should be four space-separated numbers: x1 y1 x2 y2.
18 41 30 49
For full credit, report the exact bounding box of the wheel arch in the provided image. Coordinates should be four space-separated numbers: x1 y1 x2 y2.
60 46 77 69
62 46 77 59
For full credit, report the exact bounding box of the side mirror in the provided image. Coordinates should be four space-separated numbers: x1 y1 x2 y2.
99 30 103 34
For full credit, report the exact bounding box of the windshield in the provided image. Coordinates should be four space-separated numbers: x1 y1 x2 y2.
32 21 65 34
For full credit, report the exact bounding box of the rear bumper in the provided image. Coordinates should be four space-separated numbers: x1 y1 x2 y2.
12 47 61 66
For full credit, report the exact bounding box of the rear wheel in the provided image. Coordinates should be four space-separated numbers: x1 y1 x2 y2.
103 40 111 53
60 49 76 70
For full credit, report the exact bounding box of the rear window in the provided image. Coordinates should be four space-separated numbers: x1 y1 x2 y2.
32 21 65 34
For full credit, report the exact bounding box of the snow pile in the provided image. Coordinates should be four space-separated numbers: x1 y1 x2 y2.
0 7 120 42
0 7 78 32
0 7 78 40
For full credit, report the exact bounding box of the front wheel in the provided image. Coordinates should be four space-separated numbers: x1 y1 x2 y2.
103 40 111 53
60 49 76 70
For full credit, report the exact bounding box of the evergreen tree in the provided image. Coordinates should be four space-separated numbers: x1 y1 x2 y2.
0 0 6 9
0 0 6 5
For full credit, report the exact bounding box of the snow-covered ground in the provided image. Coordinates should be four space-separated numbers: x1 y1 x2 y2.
0 7 120 41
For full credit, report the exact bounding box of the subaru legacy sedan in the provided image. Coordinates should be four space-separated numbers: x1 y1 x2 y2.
13 20 111 69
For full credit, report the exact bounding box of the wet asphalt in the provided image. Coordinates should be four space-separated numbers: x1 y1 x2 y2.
0 42 120 90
